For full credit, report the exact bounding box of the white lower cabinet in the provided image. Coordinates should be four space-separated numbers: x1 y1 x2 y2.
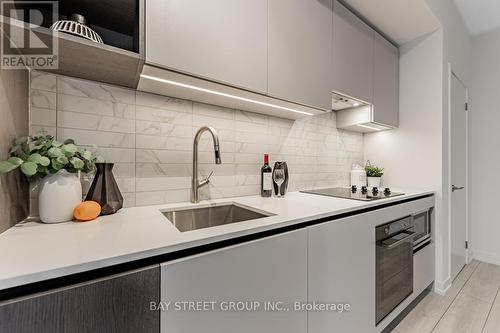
414 243 435 296
308 215 376 333
160 229 308 333
160 197 435 333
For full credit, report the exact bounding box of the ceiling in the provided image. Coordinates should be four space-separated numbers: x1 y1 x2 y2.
453 0 500 36
342 0 441 45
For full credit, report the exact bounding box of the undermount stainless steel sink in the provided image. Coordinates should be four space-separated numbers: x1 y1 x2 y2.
161 203 274 232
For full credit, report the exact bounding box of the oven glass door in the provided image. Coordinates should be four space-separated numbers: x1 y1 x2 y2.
413 210 431 246
376 231 414 324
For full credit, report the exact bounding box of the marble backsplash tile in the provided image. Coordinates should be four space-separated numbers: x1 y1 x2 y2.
29 71 363 214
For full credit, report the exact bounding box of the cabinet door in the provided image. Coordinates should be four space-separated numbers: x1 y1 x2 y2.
332 0 374 102
268 0 333 110
146 0 268 94
414 243 434 296
308 217 375 332
0 266 160 333
161 230 307 333
373 32 399 127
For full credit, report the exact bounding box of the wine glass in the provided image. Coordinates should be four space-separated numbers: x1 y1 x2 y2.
273 169 285 198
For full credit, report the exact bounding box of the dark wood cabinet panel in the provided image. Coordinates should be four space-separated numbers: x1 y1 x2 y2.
0 292 64 332
0 265 160 333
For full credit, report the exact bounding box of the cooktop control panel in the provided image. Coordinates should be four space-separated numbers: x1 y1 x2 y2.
301 187 405 201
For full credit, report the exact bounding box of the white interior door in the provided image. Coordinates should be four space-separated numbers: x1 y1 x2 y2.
450 73 468 281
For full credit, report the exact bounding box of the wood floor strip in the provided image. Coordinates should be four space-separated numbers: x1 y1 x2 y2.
394 260 480 333
432 293 491 333
480 279 500 333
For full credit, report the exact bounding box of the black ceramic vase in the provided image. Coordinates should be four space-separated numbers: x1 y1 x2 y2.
85 163 123 215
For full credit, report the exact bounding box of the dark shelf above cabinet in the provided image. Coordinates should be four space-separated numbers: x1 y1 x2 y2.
58 0 138 36
46 28 144 88
0 0 144 88
1 17 143 88
9 0 141 52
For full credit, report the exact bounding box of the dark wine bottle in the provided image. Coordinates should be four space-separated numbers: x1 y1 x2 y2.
261 154 272 197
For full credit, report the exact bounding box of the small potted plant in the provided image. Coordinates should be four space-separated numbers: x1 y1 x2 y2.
0 135 99 223
365 161 384 189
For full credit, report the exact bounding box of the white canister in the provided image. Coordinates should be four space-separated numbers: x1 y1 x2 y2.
38 170 82 223
350 164 367 188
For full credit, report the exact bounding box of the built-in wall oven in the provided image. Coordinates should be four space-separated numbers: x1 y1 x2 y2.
376 216 415 324
375 208 433 324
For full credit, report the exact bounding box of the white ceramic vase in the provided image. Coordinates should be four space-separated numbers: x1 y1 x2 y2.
38 170 82 223
367 176 381 189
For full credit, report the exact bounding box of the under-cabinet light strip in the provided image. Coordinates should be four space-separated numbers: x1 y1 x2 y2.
140 74 314 116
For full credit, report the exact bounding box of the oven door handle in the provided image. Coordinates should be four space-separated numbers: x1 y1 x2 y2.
378 231 415 249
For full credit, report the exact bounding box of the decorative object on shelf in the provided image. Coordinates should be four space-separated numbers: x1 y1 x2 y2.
350 164 367 188
74 201 101 222
365 160 384 189
272 161 289 197
50 13 104 44
85 163 123 215
0 135 99 223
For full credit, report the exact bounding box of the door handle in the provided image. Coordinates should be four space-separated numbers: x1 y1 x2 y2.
452 185 465 192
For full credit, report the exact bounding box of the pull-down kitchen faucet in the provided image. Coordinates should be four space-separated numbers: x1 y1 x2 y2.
191 126 221 203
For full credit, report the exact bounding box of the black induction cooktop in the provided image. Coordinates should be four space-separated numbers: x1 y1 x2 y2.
300 187 404 201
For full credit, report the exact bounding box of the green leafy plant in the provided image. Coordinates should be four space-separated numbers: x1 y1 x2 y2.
0 135 99 179
365 161 384 177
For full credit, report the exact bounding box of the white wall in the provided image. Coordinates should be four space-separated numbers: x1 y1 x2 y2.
425 0 471 292
364 31 442 191
364 28 444 283
365 0 471 294
426 0 471 84
469 28 500 265
364 30 442 189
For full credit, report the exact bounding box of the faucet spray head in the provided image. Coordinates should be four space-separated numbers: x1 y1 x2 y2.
214 145 221 164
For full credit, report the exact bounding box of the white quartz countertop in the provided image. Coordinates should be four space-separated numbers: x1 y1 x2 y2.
0 189 434 291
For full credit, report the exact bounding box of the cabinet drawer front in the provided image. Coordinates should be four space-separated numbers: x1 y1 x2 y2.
161 230 307 333
414 243 435 295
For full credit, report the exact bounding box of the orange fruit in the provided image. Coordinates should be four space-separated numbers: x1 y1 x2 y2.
74 201 101 221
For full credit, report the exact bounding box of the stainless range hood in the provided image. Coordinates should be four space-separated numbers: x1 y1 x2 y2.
332 91 395 133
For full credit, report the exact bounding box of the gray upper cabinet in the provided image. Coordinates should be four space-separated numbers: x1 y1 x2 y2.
332 0 374 103
268 0 333 110
373 32 399 127
144 0 398 126
146 0 268 94
0 266 160 333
